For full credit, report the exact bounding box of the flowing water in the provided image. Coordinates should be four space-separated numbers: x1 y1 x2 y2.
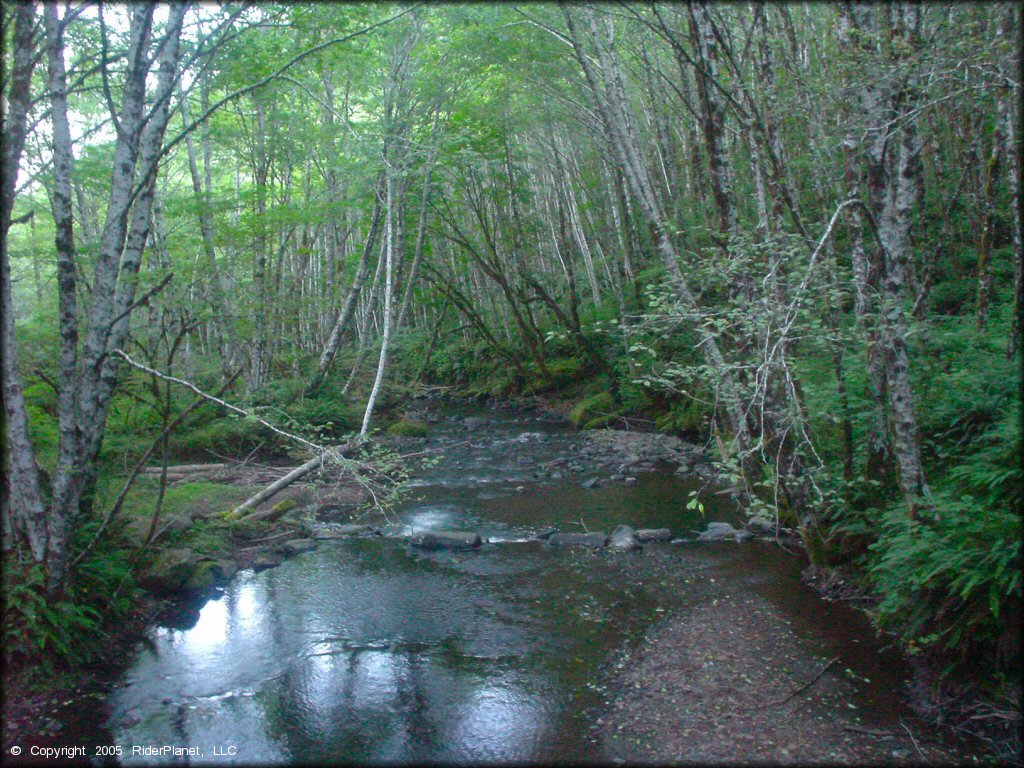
103 398 920 764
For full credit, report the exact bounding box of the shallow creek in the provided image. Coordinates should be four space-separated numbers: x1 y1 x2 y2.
105 399 921 764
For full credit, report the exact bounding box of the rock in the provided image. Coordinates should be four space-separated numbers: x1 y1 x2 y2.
278 538 317 556
637 528 673 543
698 522 752 542
387 419 428 437
138 548 199 594
409 531 482 551
581 477 600 489
609 473 624 481
312 523 380 539
746 518 776 536
461 416 487 431
252 551 283 571
624 477 636 484
608 525 642 551
535 527 558 540
548 532 608 548
211 560 238 581
550 472 564 480
184 560 220 591
675 463 691 475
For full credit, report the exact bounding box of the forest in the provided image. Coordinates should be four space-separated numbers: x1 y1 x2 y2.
2 1 1021 763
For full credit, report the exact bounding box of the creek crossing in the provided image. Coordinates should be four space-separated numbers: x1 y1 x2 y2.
103 398 920 764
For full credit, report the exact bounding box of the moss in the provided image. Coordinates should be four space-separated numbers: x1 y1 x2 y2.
387 418 428 437
568 391 616 429
271 498 298 515
184 560 218 592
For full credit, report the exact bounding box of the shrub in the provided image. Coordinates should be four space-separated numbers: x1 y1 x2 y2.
282 397 356 437
654 397 708 438
568 391 617 429
169 415 277 458
3 562 102 667
866 495 1021 672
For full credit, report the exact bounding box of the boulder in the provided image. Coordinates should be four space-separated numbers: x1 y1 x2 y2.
252 551 283 572
581 477 600 490
184 560 220 592
211 560 238 581
608 525 642 551
698 522 752 542
138 548 199 594
409 531 482 551
534 527 558 540
548 532 608 548
746 518 776 536
279 538 317 556
637 528 672 543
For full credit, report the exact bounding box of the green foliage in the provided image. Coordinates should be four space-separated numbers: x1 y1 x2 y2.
387 418 428 437
281 397 357 438
3 562 102 668
865 495 1021 671
654 397 708 438
568 391 617 430
168 415 278 459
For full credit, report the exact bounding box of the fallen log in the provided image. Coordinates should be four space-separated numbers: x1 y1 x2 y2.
231 455 324 521
232 440 359 523
142 463 227 475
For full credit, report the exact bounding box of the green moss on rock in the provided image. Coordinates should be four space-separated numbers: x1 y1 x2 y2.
387 419 428 437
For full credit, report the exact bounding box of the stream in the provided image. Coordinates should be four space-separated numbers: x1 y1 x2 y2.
103 398 927 764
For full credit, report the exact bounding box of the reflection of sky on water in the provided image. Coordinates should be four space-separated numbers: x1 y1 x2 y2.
109 541 580 764
447 681 545 760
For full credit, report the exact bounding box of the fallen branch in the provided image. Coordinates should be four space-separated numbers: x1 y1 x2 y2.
770 656 840 706
231 454 325 520
140 463 227 475
114 349 322 452
843 725 896 737
115 349 368 521
231 440 360 521
74 366 243 570
900 717 926 759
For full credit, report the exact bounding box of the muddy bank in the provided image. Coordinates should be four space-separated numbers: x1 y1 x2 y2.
588 546 976 766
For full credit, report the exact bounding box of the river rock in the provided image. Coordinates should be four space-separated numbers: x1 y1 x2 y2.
461 416 487 431
548 532 608 548
534 527 558 540
637 528 672 542
138 547 199 594
698 522 752 542
746 518 776 536
409 531 482 551
581 477 600 489
312 523 380 539
212 560 238 581
279 538 317 556
608 525 642 551
252 550 283 571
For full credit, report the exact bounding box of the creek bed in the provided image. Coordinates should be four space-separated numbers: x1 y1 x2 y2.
100 398 957 764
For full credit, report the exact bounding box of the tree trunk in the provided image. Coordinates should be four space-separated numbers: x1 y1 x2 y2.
308 173 385 394
361 165 396 434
